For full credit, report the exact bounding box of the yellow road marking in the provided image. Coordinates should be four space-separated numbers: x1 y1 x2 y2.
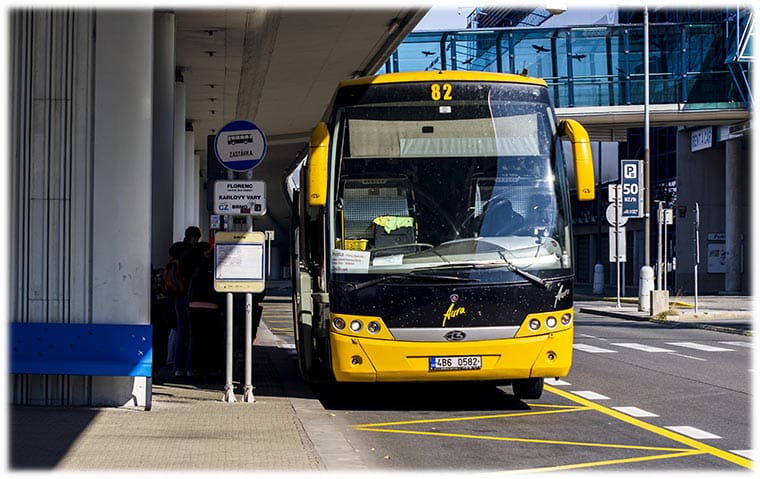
545 385 753 469
498 450 706 474
354 405 588 428
352 426 694 452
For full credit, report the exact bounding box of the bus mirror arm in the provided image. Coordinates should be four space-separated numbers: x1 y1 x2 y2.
560 119 595 202
307 122 330 207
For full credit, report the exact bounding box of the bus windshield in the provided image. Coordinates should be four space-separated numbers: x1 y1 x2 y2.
329 81 572 277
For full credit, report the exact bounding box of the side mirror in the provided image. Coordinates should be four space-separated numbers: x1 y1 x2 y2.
560 119 595 201
307 122 330 207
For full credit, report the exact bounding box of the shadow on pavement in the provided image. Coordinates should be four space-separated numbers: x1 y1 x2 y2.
10 406 99 469
313 381 530 412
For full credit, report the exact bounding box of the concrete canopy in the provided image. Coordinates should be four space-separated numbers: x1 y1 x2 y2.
175 8 427 249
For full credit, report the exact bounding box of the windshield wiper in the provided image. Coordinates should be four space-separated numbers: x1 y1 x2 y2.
497 251 548 289
342 271 477 292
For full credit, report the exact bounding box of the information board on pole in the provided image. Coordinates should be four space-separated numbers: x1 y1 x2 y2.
621 159 643 218
609 226 627 262
214 232 266 293
213 180 267 216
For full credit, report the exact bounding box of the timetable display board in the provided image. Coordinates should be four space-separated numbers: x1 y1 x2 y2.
213 232 266 293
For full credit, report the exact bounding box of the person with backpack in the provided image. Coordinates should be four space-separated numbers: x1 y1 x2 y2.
165 226 202 377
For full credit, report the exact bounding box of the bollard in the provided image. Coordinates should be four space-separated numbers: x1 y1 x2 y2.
638 266 654 312
592 264 604 294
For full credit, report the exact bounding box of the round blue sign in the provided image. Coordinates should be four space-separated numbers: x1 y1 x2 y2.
214 120 267 172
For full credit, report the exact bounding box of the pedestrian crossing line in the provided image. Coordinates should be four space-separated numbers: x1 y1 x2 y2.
612 407 659 418
612 343 675 353
665 426 722 440
666 352 706 361
719 341 752 348
571 391 610 400
573 344 617 353
730 450 755 460
666 342 734 352
545 378 571 386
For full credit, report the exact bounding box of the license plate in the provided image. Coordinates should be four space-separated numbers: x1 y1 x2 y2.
429 355 482 371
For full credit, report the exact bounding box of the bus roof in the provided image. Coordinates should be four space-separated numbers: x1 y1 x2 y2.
339 70 547 89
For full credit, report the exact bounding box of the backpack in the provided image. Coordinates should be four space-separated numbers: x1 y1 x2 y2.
163 258 186 295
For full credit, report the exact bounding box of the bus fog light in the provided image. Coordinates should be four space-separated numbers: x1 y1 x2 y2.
351 356 363 365
547 351 556 361
560 313 572 325
333 317 346 330
367 321 381 334
350 320 363 332
546 316 557 328
528 319 541 331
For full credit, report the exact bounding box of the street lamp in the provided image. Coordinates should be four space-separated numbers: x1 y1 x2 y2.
639 5 655 312
546 2 568 16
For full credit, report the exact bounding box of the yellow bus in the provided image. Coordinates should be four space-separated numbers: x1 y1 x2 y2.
290 71 594 399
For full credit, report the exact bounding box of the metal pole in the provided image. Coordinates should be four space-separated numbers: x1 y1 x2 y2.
223 292 237 402
694 202 700 313
615 186 622 309
656 201 663 290
242 292 255 402
664 210 669 291
643 6 651 268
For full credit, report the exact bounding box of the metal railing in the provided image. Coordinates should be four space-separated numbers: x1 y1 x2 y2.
386 21 751 110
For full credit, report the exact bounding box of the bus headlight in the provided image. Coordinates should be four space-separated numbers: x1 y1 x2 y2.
349 320 363 332
560 313 572 326
546 316 557 329
367 321 381 334
528 319 541 331
333 317 346 330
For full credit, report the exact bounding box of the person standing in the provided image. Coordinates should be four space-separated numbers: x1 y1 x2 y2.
186 241 225 377
170 226 202 377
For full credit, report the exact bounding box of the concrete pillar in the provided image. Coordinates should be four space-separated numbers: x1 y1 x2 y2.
91 11 153 406
92 11 152 324
152 12 175 267
724 138 742 293
173 80 187 240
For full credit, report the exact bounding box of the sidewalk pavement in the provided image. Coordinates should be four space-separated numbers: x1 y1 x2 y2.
8 292 753 472
575 294 754 336
9 310 366 472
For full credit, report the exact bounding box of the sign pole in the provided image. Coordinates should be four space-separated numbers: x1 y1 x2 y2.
223 292 237 402
243 292 255 402
213 119 267 405
615 194 621 309
656 201 663 290
694 202 700 313
664 209 669 291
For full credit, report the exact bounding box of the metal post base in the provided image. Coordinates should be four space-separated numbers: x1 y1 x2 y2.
222 384 238 403
243 386 256 403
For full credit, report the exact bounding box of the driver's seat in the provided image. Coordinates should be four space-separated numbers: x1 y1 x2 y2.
479 198 524 236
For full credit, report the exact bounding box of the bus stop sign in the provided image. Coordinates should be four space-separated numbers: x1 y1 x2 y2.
214 120 267 172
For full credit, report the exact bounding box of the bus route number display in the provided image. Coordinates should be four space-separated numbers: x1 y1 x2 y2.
213 231 266 293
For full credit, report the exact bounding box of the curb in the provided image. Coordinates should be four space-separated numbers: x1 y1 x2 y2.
578 306 752 336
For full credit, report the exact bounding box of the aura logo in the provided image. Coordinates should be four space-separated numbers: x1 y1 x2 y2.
441 294 466 327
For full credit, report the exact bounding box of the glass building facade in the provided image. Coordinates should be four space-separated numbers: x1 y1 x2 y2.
384 8 753 293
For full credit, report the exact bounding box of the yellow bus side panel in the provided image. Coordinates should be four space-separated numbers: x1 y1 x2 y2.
330 328 573 382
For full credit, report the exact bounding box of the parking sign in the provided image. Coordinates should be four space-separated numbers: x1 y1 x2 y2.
621 159 643 218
